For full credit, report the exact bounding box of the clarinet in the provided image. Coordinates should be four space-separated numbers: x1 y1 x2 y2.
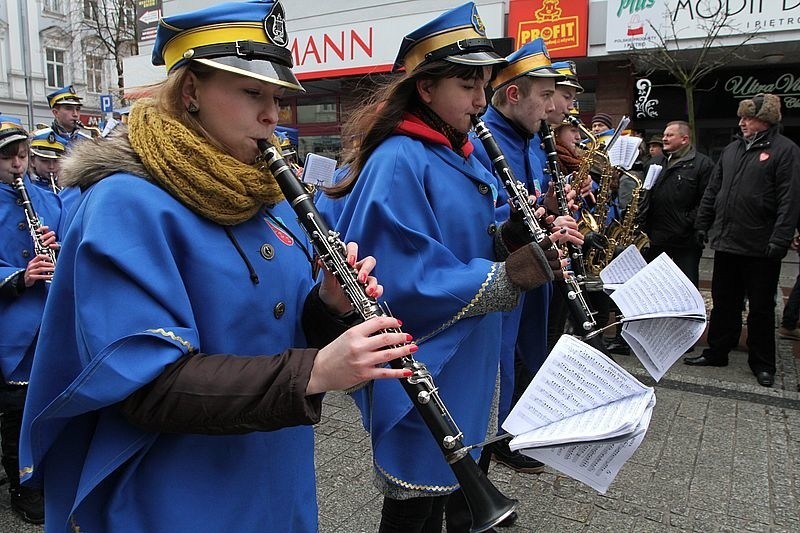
471 116 603 350
539 120 586 281
256 141 516 533
12 174 57 278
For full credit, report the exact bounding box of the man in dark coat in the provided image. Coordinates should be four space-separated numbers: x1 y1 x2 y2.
685 93 800 388
640 120 714 286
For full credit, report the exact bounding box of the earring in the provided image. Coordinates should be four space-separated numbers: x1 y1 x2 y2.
187 102 199 113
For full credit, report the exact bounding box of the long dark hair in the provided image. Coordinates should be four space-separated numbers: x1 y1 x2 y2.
327 61 492 198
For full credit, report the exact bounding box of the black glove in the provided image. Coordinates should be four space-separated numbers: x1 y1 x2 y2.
766 243 788 260
583 231 607 252
694 229 708 248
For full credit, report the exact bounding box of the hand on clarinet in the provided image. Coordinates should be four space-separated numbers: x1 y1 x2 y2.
37 225 59 250
318 241 382 315
24 254 55 286
307 316 416 394
544 215 584 247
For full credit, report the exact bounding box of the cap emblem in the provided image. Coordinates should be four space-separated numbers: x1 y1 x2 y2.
471 6 486 36
264 2 287 47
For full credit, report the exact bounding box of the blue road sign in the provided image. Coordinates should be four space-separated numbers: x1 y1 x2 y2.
100 94 113 113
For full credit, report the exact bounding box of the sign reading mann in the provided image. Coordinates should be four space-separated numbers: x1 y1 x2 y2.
507 0 589 57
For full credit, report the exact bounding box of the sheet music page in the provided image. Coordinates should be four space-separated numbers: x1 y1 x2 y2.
643 164 662 189
600 245 647 286
509 388 653 449
622 317 707 381
301 153 337 187
522 399 654 494
607 136 643 169
610 253 705 318
502 335 651 440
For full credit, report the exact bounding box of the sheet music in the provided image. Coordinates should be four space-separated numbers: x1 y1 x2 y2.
600 245 648 287
522 400 654 494
610 253 705 318
622 318 707 381
503 335 651 441
607 136 643 169
301 153 337 187
643 164 662 189
508 389 653 448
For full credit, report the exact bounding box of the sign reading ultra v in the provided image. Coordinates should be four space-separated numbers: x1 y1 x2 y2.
507 0 589 57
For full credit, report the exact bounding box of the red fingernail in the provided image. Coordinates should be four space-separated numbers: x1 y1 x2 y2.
408 344 418 353
367 287 375 297
397 319 403 326
403 370 413 377
405 333 413 342
359 273 366 283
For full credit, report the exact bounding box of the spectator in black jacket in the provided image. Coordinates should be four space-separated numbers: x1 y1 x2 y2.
640 120 714 286
686 93 800 388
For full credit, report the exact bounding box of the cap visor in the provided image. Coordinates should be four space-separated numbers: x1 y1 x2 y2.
0 133 28 150
557 79 584 92
524 67 562 78
30 148 62 159
445 51 508 68
195 57 304 92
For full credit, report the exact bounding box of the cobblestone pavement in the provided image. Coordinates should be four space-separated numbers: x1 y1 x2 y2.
2 253 799 531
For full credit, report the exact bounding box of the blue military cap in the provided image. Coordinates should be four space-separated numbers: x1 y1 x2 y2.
47 85 83 108
552 60 583 93
491 38 560 91
151 0 303 92
393 2 506 74
30 128 67 159
0 117 28 150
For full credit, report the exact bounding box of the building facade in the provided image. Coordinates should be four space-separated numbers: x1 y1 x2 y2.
0 0 136 130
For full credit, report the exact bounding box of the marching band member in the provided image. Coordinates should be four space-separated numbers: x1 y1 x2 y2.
19 2 413 531
0 118 63 524
469 39 576 478
47 86 93 146
28 128 66 192
321 4 572 531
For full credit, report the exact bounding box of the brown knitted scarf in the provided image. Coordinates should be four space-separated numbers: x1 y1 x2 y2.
127 99 284 225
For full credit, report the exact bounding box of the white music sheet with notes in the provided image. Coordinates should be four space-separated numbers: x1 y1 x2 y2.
609 252 707 381
502 335 654 494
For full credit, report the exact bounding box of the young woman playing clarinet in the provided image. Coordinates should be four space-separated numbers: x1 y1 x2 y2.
321 3 580 531
19 2 414 531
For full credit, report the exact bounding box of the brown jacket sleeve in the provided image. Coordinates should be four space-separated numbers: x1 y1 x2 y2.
120 349 323 435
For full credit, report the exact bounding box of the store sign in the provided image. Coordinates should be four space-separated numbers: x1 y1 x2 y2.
134 0 162 45
507 0 588 57
633 67 800 120
288 3 504 80
607 0 800 52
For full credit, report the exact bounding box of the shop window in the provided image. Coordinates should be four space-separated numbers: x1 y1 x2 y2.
297 100 337 124
299 135 341 162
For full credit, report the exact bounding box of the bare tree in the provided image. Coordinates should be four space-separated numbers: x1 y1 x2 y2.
626 3 760 139
73 0 138 105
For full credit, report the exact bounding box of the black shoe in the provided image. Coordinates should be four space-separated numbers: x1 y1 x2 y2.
491 441 545 474
755 371 774 387
683 354 728 367
9 486 44 525
605 339 630 355
494 510 518 528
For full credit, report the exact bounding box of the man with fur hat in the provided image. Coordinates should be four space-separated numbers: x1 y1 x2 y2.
687 93 800 388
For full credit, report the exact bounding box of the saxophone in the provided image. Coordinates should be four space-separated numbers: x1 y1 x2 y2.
606 167 649 252
256 141 516 532
12 174 57 279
